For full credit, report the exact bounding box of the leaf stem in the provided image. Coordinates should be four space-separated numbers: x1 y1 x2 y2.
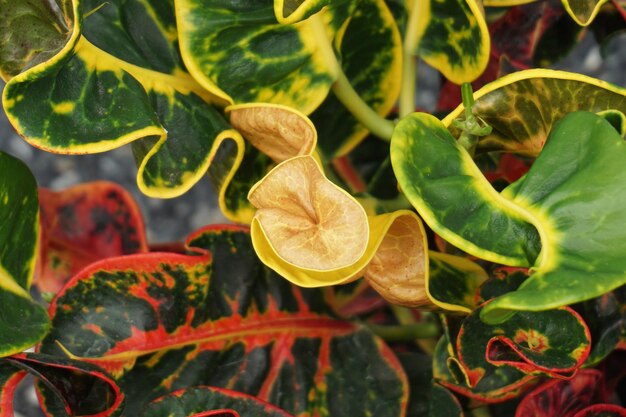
399 2 421 117
470 407 492 417
309 13 395 141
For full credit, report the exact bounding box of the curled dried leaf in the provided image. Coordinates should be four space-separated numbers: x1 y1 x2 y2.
365 213 430 308
249 155 368 271
228 104 317 163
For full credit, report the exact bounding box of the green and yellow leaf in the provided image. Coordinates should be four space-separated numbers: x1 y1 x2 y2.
443 69 626 156
311 0 402 157
274 0 356 24
562 0 610 25
0 152 49 357
408 0 490 83
2 0 245 200
175 0 356 114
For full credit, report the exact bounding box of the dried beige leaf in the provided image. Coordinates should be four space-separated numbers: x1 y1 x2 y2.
365 213 431 308
228 104 316 163
248 155 368 270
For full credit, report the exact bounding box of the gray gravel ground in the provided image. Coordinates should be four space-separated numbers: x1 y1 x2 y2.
0 28 624 417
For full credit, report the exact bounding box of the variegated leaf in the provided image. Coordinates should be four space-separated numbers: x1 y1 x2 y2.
40 226 408 417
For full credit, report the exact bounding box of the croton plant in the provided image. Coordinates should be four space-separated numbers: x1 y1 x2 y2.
1 0 626 416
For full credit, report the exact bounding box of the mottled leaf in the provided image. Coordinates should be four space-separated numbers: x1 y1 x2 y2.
37 182 148 295
175 0 355 114
515 369 604 417
274 0 355 24
143 386 294 417
40 226 408 417
409 0 490 83
311 0 402 157
457 304 590 384
390 112 541 267
443 70 626 157
2 0 243 199
0 151 49 357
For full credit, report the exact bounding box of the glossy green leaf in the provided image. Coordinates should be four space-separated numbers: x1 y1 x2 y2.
515 369 604 417
311 0 402 157
562 0 610 25
3 353 123 417
409 0 490 83
41 226 408 417
175 0 355 114
457 304 590 384
484 112 626 321
144 386 295 417
443 70 626 156
0 0 73 80
2 0 243 199
0 151 49 357
37 181 148 295
390 112 541 267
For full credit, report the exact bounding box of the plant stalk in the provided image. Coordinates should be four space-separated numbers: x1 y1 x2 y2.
309 14 395 141
399 1 422 117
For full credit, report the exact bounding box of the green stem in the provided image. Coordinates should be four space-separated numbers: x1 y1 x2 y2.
461 82 475 119
366 322 440 342
309 14 395 141
399 2 421 117
332 72 395 140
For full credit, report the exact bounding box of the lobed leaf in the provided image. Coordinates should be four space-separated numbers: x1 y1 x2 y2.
37 181 148 295
443 69 626 157
408 0 490 83
40 226 408 417
2 0 244 199
0 151 49 357
143 386 295 417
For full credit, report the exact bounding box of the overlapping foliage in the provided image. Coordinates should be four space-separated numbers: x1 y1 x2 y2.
1 0 626 416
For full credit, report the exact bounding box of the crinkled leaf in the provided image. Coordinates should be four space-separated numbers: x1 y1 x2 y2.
457 304 590 385
40 226 408 417
390 112 541 267
409 0 490 83
2 0 244 199
515 369 604 417
0 151 49 357
143 386 295 417
175 0 355 114
311 0 402 157
562 0 610 25
443 70 626 156
37 181 148 295
432 336 536 403
3 352 124 417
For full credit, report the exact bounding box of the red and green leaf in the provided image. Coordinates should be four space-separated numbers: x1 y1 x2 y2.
457 303 591 383
40 226 408 417
0 352 123 417
144 386 295 417
0 151 49 357
573 404 626 417
515 369 604 417
37 181 148 295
